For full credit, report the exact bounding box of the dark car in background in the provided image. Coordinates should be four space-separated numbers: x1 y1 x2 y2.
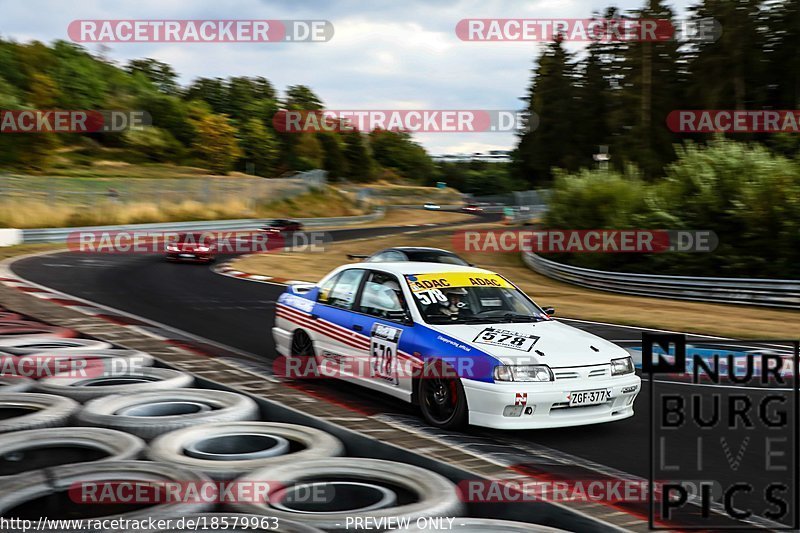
261 219 304 233
165 232 216 263
349 246 471 266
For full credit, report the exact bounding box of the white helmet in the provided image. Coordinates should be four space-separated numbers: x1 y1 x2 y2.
445 287 468 296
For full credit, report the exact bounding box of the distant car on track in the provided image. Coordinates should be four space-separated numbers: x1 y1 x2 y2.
273 262 640 430
165 232 216 263
348 247 471 266
423 203 441 210
261 219 304 233
461 203 483 213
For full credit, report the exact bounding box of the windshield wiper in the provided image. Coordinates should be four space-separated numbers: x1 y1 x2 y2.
426 315 486 324
499 313 543 322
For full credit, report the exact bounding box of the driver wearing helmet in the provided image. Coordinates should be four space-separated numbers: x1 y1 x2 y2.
430 286 472 317
381 279 405 308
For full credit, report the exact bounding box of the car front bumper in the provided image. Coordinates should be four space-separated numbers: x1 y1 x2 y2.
462 373 641 429
166 251 214 262
272 326 292 357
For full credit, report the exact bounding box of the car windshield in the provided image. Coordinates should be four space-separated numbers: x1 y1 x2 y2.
404 251 469 266
404 272 547 324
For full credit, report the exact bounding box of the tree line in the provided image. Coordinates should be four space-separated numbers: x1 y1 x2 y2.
0 39 442 181
512 0 800 184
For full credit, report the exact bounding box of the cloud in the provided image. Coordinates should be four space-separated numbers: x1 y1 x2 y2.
0 0 696 153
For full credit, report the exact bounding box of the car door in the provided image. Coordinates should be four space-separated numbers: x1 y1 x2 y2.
347 269 416 401
311 268 368 378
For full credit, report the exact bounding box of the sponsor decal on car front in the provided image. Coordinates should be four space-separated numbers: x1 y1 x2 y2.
514 392 528 406
473 327 540 352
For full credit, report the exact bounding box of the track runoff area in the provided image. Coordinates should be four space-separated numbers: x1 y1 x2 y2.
9 216 799 531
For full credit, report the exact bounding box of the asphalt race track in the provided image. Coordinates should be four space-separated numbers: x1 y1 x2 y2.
12 216 797 529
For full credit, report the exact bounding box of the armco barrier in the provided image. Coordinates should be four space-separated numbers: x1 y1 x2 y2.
522 251 800 309
20 209 385 244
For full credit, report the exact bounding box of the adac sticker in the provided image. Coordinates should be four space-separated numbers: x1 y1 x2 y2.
405 272 512 292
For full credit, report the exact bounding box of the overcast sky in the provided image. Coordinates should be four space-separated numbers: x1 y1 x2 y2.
1 0 694 154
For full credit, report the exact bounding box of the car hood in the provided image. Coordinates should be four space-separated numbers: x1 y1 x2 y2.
425 319 628 367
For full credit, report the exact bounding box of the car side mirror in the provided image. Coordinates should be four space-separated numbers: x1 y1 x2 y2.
543 307 555 316
387 310 413 324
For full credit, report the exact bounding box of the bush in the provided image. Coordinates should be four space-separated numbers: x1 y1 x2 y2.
543 139 800 278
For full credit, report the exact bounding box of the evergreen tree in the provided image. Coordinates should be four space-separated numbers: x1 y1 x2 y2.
512 37 579 186
343 131 373 182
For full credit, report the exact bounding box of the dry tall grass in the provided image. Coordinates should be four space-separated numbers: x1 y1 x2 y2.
0 199 256 228
0 187 363 228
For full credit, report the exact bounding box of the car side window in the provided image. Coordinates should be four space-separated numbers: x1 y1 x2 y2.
358 271 409 320
368 251 405 262
327 269 366 310
317 273 340 304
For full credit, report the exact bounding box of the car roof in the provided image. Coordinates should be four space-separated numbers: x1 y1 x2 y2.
388 247 452 253
340 261 493 276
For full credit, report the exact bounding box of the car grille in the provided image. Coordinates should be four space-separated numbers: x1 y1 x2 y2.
554 370 580 380
553 364 610 380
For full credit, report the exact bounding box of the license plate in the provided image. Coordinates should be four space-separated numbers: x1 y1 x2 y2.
179 254 195 258
569 389 608 407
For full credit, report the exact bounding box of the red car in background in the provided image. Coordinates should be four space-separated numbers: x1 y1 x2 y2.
261 219 304 234
461 203 483 213
165 232 217 263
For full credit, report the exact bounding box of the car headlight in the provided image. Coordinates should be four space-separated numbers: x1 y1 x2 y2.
611 356 634 376
197 246 209 252
166 245 178 252
494 365 554 382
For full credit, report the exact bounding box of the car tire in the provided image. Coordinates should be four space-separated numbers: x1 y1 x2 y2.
0 374 33 392
417 360 468 430
34 367 194 402
0 337 112 354
147 421 345 480
0 461 212 528
229 458 464 532
0 393 79 434
75 388 260 440
0 427 146 477
121 513 325 533
390 518 568 532
281 330 323 380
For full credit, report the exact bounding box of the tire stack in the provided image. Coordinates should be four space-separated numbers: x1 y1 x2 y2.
0 306 557 532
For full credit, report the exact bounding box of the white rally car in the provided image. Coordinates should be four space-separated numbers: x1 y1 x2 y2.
272 262 640 430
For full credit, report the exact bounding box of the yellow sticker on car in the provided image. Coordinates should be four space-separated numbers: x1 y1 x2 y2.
405 272 512 292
